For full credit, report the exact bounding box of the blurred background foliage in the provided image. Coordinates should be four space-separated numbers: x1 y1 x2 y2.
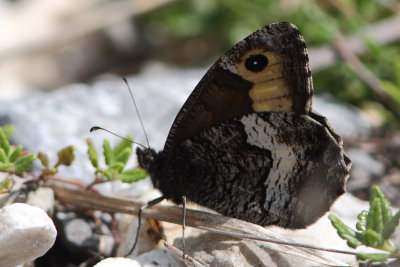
136 0 400 126
1 0 400 126
141 0 391 44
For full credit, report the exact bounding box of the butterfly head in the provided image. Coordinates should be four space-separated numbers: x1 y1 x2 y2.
136 147 157 173
218 22 313 114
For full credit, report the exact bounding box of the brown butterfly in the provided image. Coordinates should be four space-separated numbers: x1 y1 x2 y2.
137 22 351 229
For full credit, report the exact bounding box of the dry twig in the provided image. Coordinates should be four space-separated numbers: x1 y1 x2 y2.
51 184 354 266
309 16 400 71
163 241 205 267
331 35 400 119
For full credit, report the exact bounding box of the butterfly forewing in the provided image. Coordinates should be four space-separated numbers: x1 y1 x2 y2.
163 22 313 155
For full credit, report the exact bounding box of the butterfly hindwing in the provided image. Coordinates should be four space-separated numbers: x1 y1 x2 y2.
147 112 348 228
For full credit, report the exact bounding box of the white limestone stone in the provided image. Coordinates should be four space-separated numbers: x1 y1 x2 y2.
0 203 57 267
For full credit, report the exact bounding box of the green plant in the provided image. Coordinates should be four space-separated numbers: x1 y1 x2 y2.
38 146 76 176
329 186 400 262
87 137 147 185
0 122 146 193
0 125 36 193
0 126 36 175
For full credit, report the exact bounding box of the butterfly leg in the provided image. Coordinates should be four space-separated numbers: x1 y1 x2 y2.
126 196 165 256
181 195 187 259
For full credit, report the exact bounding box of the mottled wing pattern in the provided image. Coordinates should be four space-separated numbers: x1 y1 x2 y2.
137 22 350 228
156 112 348 228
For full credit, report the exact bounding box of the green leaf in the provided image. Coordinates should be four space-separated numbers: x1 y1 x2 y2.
56 146 75 167
115 147 131 165
0 148 7 163
355 232 365 244
369 198 383 234
356 253 389 261
367 198 379 234
120 168 147 183
0 177 14 193
381 198 393 226
364 229 382 247
329 214 362 248
0 162 11 170
110 162 124 173
372 186 393 224
38 152 49 167
87 139 98 168
370 185 379 202
14 154 37 174
9 145 23 163
103 140 114 166
0 128 10 155
2 125 14 140
102 169 113 179
113 135 133 156
380 240 395 253
356 210 368 231
382 210 400 240
49 167 57 174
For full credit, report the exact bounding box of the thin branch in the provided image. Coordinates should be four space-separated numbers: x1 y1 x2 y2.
46 175 98 192
309 16 400 71
163 241 205 267
332 35 386 99
51 184 355 266
331 35 400 119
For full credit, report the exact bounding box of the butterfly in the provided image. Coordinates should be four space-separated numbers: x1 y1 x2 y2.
136 22 351 229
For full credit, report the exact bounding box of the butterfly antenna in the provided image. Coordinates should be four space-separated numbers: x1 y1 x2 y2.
90 126 146 149
122 77 150 148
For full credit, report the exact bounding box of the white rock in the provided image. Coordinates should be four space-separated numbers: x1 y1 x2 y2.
95 250 185 267
94 257 142 267
64 218 92 245
136 249 185 266
26 187 55 214
0 203 57 267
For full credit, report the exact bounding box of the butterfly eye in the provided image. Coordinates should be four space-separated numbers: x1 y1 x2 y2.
245 54 269 72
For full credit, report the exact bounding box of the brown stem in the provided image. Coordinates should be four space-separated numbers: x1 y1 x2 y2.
51 184 358 266
332 35 400 119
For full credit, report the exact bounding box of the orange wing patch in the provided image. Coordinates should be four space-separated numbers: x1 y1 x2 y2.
236 50 292 112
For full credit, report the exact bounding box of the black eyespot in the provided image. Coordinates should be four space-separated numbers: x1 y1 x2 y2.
245 54 268 72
